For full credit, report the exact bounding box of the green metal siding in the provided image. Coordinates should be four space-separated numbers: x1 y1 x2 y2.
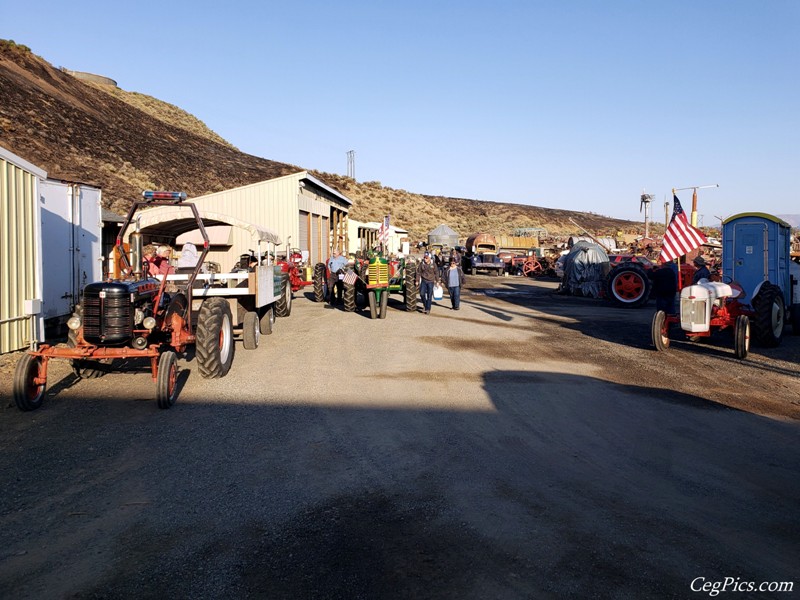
0 154 43 353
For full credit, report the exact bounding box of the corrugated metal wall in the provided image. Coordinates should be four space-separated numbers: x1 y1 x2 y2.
1 149 45 353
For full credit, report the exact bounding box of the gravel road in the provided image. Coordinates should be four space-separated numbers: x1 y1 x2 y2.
1 275 798 599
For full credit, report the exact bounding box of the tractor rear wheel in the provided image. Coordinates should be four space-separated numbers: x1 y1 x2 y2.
259 305 274 335
13 354 46 412
404 262 418 312
313 263 326 302
196 298 235 378
734 315 750 359
651 310 670 351
752 282 784 347
243 311 260 350
343 282 357 312
605 263 652 308
275 274 292 317
156 351 178 409
379 289 389 319
368 290 378 319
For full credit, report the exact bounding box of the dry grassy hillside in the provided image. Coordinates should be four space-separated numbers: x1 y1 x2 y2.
0 39 646 241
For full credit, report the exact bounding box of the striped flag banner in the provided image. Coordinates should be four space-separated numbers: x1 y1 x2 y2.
378 215 390 245
343 270 358 286
659 196 707 263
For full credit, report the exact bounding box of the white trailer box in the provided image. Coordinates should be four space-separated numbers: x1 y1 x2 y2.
39 180 103 320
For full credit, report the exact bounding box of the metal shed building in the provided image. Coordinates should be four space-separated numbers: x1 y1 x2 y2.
136 171 351 268
1 146 45 353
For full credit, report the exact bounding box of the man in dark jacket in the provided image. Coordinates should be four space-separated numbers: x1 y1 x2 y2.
692 255 710 284
416 252 439 314
651 261 678 314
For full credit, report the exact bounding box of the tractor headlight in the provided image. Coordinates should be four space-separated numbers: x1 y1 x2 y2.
67 316 82 330
143 316 157 330
134 308 145 325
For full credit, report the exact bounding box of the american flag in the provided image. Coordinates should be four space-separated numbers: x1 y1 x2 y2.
343 270 358 286
377 215 390 245
659 196 707 263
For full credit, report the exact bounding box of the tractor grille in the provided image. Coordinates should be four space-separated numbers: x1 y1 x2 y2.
83 292 133 343
681 298 708 328
368 262 389 285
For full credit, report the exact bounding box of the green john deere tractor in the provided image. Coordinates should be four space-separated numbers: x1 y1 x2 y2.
314 254 418 319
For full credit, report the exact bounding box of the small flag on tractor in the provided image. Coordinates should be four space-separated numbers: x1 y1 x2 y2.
378 215 390 245
659 196 707 263
343 270 358 286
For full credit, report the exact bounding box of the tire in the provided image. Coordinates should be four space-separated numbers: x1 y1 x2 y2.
343 282 357 312
259 305 274 335
313 263 326 302
68 307 106 379
379 290 388 319
605 263 652 308
734 314 750 359
156 351 178 409
368 290 378 320
651 310 670 351
243 311 260 350
404 262 418 312
276 274 292 317
752 282 784 347
13 354 46 412
196 298 235 378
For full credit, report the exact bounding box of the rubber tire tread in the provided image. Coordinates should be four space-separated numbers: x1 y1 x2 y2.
734 315 750 359
343 282 357 312
156 351 178 409
275 274 292 317
259 306 274 335
13 354 46 411
368 290 378 319
404 262 418 312
379 290 389 319
651 310 669 351
243 311 259 350
313 263 326 302
196 298 235 378
752 282 784 347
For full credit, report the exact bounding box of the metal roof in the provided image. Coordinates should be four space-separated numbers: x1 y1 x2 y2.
129 207 282 245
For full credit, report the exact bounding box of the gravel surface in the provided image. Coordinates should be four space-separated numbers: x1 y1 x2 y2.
1 275 798 599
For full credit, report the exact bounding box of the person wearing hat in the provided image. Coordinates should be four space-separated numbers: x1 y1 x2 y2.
692 255 710 284
445 257 466 310
416 252 440 314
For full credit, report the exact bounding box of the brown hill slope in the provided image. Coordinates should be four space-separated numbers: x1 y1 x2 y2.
0 40 643 239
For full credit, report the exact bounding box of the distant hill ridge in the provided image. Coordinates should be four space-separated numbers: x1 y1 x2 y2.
0 39 643 240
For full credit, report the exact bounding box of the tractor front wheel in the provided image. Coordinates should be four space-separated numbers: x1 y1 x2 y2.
651 310 670 351
313 263 326 302
368 290 378 319
196 298 235 378
259 305 274 335
156 351 178 409
734 315 750 359
13 354 47 412
752 282 784 347
379 290 389 319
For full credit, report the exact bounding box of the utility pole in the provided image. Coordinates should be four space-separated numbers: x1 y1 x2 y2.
640 191 654 239
673 184 719 227
346 150 355 180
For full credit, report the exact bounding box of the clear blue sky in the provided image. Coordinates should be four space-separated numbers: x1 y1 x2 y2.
4 0 798 225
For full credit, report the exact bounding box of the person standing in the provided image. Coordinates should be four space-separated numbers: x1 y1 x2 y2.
692 255 710 284
416 252 439 314
651 261 678 314
327 248 349 305
446 258 465 310
152 245 174 276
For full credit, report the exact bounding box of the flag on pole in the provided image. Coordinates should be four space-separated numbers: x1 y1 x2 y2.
378 215 390 245
659 196 707 263
343 270 358 286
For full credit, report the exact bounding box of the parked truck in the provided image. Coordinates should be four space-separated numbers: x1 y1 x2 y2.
463 233 505 276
